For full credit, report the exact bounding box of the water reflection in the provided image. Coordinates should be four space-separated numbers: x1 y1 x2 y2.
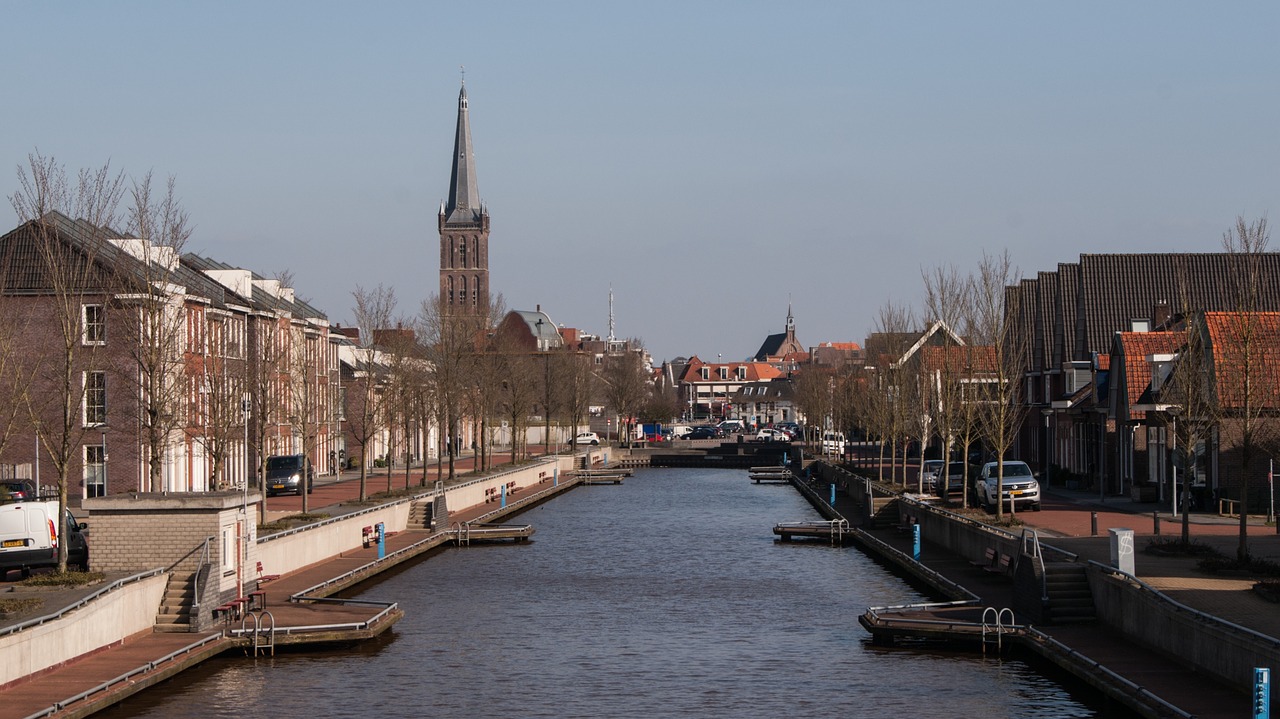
100 468 1109 718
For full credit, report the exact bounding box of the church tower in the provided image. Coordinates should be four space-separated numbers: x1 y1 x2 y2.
438 81 490 314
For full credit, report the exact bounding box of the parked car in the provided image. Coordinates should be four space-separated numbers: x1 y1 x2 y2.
668 425 694 439
775 422 802 439
265 454 314 497
975 461 1041 511
718 419 746 434
2 481 36 502
754 428 790 443
820 431 846 453
0 501 89 574
572 432 601 446
938 461 968 496
687 426 723 440
920 460 945 492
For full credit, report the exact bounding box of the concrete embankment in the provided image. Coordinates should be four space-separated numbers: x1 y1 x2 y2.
800 460 1265 719
1 452 593 718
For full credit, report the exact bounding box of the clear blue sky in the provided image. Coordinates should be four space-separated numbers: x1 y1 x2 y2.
5 2 1279 363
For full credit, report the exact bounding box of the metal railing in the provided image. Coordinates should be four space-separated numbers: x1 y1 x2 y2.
1021 528 1048 602
231 597 399 637
20 633 224 719
1023 625 1196 718
1088 559 1280 649
0 568 164 639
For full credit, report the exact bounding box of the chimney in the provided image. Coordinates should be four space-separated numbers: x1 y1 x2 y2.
1153 300 1170 329
536 304 541 313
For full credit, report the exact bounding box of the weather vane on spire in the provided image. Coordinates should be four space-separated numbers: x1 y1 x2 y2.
460 64 465 85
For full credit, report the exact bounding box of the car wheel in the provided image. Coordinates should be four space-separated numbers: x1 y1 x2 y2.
1033 503 1041 511
591 440 598 446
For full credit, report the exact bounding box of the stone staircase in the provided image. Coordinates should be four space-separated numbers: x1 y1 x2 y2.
1043 562 1096 624
407 499 436 530
871 497 900 529
155 571 196 633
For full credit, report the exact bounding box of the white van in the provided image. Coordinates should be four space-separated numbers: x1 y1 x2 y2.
668 425 694 439
821 431 846 453
0 501 89 575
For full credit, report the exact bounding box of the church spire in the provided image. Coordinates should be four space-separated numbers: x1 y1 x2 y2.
444 81 481 223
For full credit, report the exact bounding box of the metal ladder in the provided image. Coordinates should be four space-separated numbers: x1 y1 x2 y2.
240 610 276 657
452 521 470 546
981 606 1015 654
828 518 850 546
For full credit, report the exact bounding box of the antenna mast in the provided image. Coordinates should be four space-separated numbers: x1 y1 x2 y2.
608 285 616 343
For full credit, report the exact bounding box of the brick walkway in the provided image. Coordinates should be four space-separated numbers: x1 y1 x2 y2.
863 485 1280 718
0 450 573 719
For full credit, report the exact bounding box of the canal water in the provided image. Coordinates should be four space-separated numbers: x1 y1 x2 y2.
101 468 1110 718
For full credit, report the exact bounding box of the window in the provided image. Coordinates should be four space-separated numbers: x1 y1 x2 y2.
84 445 106 497
473 275 480 305
448 276 455 304
82 304 105 345
736 366 746 380
718 367 728 380
84 371 106 426
700 367 709 380
460 240 468 268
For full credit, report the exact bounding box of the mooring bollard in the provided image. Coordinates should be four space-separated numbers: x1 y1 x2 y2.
829 483 836 507
501 483 508 509
912 524 921 561
1091 511 1098 536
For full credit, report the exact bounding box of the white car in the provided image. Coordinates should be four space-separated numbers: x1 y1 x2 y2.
975 461 1041 511
572 432 601 446
754 428 790 442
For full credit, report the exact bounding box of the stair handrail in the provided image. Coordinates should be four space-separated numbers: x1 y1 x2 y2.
1021 528 1049 602
163 536 214 614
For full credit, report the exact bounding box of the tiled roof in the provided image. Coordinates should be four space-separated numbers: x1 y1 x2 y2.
1078 253 1280 359
921 345 996 376
1112 331 1182 420
1204 312 1280 410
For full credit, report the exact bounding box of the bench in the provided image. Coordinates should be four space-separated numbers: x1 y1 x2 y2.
984 553 1013 575
970 547 998 569
255 561 280 586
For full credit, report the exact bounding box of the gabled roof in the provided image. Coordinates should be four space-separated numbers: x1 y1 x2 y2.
1204 311 1280 410
1111 331 1182 421
892 320 965 368
1078 253 1280 358
920 344 996 377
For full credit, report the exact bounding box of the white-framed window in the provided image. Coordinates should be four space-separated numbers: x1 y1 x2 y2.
82 304 105 345
84 445 106 497
83 371 106 426
736 366 746 380
700 367 709 380
718 367 728 380
221 524 236 575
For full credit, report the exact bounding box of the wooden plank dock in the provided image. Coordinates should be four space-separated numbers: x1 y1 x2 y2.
773 519 853 544
749 466 793 483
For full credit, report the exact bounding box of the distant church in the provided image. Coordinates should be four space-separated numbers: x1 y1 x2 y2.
753 306 804 364
438 81 490 314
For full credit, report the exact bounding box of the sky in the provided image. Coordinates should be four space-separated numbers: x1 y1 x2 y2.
4 2 1279 363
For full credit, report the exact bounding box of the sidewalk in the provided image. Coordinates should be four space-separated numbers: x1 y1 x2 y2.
0 450 576 719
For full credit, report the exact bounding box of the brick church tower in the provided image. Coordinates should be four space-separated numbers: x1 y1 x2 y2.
438 81 490 314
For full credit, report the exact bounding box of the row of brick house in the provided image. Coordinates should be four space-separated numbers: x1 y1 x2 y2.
1010 252 1280 506
0 212 435 505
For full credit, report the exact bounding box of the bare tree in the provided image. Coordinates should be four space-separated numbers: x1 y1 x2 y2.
600 348 649 447
419 295 487 482
9 152 124 571
972 250 1028 521
554 349 595 446
284 324 325 514
868 301 916 485
1218 217 1275 560
117 173 193 492
494 337 539 463
248 312 288 520
348 285 396 501
922 263 974 501
791 369 833 448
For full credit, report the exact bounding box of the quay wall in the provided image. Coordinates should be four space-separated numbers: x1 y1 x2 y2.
1088 563 1280 697
256 456 575 578
0 572 166 688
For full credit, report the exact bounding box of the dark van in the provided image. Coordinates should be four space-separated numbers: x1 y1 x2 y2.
265 454 314 496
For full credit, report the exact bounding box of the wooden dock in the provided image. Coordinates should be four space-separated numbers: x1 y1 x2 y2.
858 602 1023 648
575 468 630 484
773 519 853 544
449 521 536 544
749 466 792 483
